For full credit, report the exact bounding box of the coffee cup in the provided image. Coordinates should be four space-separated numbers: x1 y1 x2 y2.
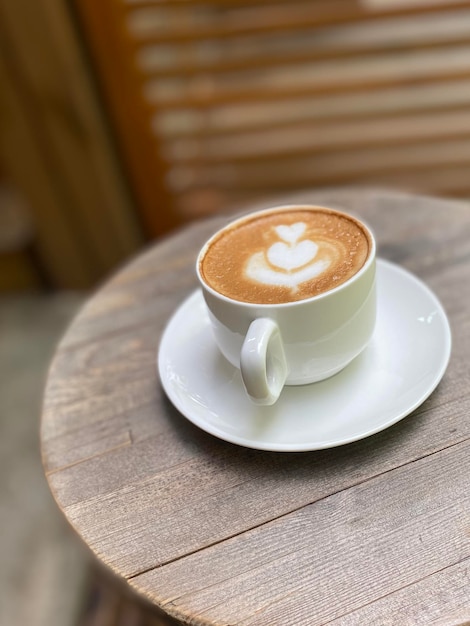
196 205 376 406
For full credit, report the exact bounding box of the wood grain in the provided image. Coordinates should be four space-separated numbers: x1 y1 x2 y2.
76 0 182 238
74 0 470 228
140 10 470 79
124 0 470 44
41 190 470 625
0 0 143 287
134 441 470 625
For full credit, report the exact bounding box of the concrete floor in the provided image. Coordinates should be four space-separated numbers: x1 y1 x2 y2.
0 293 89 626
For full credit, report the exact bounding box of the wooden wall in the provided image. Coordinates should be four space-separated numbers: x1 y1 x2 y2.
77 0 470 235
0 0 143 289
2 0 470 288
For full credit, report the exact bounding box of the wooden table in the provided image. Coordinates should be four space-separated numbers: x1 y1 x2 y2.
41 189 470 625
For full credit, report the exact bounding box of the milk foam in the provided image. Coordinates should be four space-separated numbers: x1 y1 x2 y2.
246 222 331 291
200 208 370 304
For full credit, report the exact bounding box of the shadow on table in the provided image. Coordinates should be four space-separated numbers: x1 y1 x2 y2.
161 383 443 484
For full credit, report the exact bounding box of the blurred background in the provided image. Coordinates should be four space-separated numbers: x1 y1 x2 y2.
1 0 470 623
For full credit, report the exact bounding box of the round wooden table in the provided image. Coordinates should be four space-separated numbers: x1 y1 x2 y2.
41 189 470 626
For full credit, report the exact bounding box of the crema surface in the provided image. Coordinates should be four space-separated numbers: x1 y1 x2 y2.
200 208 371 304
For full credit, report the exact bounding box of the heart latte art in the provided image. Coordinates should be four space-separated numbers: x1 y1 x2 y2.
200 208 371 304
247 223 331 290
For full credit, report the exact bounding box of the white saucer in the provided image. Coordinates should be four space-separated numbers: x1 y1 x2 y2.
158 259 451 452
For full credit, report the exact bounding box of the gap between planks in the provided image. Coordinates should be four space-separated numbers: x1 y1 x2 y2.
43 389 469 477
318 554 470 626
45 434 133 476
126 436 470 580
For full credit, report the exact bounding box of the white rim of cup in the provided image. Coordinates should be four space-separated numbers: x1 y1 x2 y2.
196 204 377 308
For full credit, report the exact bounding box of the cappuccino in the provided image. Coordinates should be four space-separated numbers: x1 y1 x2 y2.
199 207 371 304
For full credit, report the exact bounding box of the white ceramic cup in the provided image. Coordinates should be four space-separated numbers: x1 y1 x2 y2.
196 205 376 406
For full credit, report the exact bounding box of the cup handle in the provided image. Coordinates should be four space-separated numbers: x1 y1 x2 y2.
240 318 288 406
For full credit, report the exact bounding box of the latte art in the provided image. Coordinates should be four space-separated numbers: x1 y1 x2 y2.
246 222 332 291
199 207 371 304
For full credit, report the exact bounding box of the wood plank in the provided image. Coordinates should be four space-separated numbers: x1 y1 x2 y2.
44 342 469 564
42 0 143 256
357 165 470 199
155 80 470 139
145 45 470 109
0 0 144 287
75 0 182 238
43 403 162 473
164 108 470 163
174 172 470 223
138 8 470 77
41 369 160 448
40 189 470 624
75 0 470 240
50 391 469 578
125 0 470 44
42 191 470 580
171 138 470 190
182 165 470 205
126 0 464 5
326 559 470 626
0 0 142 273
173 164 470 208
132 440 470 625
0 35 93 287
128 0 470 8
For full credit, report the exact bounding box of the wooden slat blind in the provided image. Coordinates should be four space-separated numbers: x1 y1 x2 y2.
76 0 470 234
